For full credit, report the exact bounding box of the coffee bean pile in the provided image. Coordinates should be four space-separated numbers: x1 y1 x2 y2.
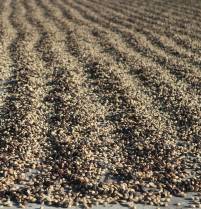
0 0 200 208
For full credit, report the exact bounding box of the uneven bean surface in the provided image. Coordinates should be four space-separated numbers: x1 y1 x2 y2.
0 0 201 208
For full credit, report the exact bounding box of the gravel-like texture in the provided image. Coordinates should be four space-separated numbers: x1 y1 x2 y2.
0 0 201 208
